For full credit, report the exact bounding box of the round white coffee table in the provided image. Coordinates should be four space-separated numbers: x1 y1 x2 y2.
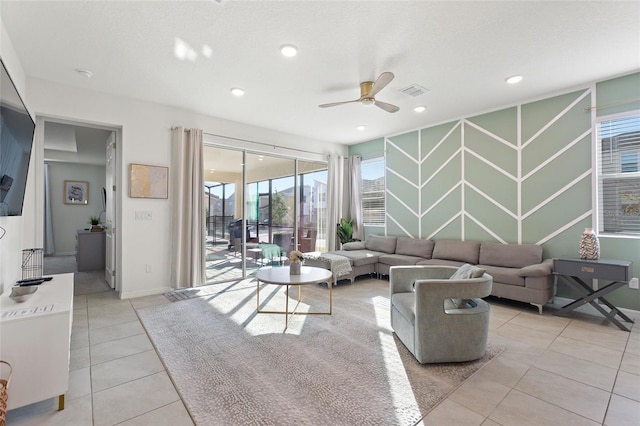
255 266 333 330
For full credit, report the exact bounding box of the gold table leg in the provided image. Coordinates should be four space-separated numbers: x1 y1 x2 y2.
256 277 333 332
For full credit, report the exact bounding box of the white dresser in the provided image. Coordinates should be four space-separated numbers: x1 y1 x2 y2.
0 273 73 410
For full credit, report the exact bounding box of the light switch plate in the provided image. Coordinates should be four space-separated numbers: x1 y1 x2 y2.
135 211 152 221
629 277 639 289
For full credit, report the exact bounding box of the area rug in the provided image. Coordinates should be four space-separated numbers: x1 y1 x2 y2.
139 278 502 425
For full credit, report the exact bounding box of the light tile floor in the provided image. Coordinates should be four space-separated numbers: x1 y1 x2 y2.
6 284 640 426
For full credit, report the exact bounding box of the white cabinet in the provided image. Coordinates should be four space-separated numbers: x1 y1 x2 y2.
0 273 73 410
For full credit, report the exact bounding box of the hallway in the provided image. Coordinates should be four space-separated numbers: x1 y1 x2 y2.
44 255 111 296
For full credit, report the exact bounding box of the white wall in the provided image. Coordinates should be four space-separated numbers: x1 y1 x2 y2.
24 77 347 298
48 163 106 254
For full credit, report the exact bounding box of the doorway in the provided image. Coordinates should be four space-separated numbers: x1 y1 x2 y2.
40 119 119 295
202 144 328 284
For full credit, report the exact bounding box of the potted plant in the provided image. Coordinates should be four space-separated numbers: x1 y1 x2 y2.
337 218 355 245
89 216 102 232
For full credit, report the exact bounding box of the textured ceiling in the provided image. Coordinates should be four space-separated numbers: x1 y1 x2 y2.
2 1 639 145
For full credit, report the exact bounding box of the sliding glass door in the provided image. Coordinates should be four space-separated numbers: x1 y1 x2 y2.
203 147 244 282
202 145 328 284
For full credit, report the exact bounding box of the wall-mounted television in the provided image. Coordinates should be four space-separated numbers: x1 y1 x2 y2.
0 57 36 216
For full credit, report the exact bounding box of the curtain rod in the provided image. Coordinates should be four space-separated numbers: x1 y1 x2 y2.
202 131 328 156
585 97 640 111
172 127 331 156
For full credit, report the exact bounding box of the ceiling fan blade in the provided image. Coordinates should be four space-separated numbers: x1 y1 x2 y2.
319 99 359 108
375 100 400 113
369 72 395 97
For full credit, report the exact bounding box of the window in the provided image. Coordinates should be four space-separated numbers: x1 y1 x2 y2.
361 157 385 225
597 113 640 234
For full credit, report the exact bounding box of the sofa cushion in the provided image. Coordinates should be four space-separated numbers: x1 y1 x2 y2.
416 258 465 267
479 242 543 268
378 254 423 266
365 235 397 254
342 241 366 251
432 240 481 264
331 250 381 266
478 265 525 286
395 237 434 258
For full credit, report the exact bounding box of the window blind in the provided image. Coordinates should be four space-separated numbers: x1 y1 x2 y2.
598 114 640 234
361 158 385 225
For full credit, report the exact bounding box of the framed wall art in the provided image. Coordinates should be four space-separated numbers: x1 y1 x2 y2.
64 180 89 205
129 163 168 199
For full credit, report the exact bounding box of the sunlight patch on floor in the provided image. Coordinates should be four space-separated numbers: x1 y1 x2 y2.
373 298 421 423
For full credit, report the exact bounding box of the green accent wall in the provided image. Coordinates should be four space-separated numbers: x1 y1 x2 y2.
348 137 384 161
350 72 640 311
596 73 640 117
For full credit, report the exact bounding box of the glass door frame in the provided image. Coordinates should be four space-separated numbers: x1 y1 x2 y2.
203 140 328 284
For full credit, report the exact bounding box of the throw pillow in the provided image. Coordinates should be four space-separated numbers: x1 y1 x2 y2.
449 264 486 309
450 263 486 280
470 266 486 278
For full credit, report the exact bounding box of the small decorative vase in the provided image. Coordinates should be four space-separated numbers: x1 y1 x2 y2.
579 228 600 260
290 262 301 275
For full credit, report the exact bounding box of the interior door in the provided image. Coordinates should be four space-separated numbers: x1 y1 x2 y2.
105 132 116 289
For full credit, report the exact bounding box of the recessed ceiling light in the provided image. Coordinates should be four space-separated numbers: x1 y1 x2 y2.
75 68 93 79
414 105 426 113
356 125 366 131
506 75 523 84
201 44 213 58
231 88 245 96
280 44 298 57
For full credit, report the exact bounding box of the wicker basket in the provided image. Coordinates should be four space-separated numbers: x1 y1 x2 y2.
0 360 11 426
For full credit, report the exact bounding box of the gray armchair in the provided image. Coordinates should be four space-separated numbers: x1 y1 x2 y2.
390 265 493 364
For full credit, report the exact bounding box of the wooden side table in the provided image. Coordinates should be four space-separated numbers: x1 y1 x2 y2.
553 258 635 331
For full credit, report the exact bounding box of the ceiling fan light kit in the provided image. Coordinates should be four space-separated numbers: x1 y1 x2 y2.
361 97 375 107
319 72 400 113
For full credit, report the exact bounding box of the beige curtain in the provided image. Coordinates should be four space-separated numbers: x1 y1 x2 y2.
170 127 205 288
327 154 347 250
349 155 363 241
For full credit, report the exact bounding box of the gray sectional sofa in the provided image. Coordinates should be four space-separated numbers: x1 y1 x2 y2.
308 235 554 313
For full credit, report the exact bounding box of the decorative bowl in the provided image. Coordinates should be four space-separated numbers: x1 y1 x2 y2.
9 285 38 303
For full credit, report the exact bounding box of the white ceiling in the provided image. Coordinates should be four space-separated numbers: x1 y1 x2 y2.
2 1 639 145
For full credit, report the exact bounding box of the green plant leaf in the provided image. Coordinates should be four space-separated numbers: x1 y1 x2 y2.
337 218 354 244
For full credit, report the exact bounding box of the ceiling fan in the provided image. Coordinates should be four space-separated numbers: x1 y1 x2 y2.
319 72 400 113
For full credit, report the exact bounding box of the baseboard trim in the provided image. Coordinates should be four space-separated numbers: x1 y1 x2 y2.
120 286 173 300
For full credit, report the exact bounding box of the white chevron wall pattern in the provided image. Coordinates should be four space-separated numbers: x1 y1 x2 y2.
384 89 593 250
